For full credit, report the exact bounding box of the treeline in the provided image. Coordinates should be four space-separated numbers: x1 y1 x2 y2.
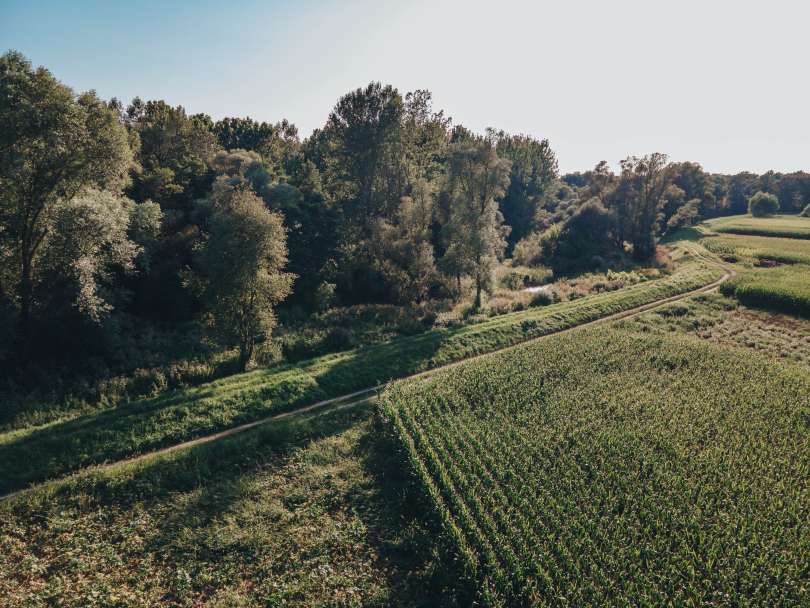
1 50 807 387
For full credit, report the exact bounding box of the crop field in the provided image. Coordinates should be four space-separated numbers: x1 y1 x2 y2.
621 292 810 368
704 214 810 239
720 264 810 317
0 259 723 495
703 232 810 264
380 325 810 606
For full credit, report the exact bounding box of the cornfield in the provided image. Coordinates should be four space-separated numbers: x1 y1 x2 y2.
704 233 810 265
721 264 810 317
380 326 810 606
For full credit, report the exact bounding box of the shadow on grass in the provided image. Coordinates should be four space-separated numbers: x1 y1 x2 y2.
3 403 465 606
0 326 449 496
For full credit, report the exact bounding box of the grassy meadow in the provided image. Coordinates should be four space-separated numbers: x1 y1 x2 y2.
621 292 810 368
380 325 810 606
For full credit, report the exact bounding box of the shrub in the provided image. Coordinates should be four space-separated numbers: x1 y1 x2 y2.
325 326 355 350
513 232 543 266
748 191 780 217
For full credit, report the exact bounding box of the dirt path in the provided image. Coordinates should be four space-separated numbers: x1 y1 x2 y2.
0 250 734 503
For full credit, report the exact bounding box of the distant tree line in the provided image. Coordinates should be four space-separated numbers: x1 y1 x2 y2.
1 49 807 377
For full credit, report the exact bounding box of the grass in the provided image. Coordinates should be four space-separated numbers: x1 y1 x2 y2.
0 258 723 495
380 325 810 606
621 292 810 367
703 232 810 265
0 404 468 607
704 214 810 239
720 264 810 317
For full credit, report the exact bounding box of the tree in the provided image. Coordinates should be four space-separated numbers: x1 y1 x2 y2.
370 179 439 303
609 153 673 260
324 82 404 230
196 189 294 370
748 191 780 217
37 190 157 322
670 161 716 218
493 130 558 251
442 139 511 308
538 198 617 274
126 98 217 209
0 51 134 344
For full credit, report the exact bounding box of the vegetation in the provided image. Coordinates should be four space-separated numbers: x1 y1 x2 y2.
621 292 810 368
705 214 810 239
703 232 810 265
380 325 810 606
192 188 294 369
720 264 810 317
748 190 780 217
0 258 722 494
1 50 780 421
0 405 465 607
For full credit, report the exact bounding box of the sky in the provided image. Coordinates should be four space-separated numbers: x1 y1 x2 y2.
2 0 808 174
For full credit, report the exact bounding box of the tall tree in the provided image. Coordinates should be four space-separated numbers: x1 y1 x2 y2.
125 98 217 209
493 130 558 251
195 189 294 370
323 82 404 230
609 153 673 260
0 51 134 343
442 139 511 308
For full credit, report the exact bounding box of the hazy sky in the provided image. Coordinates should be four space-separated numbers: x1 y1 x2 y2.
2 0 808 174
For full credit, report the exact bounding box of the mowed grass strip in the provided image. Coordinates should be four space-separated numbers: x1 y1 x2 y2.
720 264 810 317
380 325 810 607
0 260 722 495
705 214 810 239
703 232 810 265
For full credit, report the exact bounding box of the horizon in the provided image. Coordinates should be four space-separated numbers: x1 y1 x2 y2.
2 0 809 174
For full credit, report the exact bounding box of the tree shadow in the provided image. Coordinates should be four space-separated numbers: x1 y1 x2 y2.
350 414 478 607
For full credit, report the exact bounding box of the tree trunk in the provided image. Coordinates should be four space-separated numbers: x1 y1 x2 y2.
474 276 482 310
238 336 253 371
17 256 34 358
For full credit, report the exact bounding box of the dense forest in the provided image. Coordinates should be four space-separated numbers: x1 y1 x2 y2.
2 49 809 422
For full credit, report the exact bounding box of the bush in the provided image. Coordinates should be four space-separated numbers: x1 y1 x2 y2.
513 232 543 266
748 191 780 217
325 326 355 350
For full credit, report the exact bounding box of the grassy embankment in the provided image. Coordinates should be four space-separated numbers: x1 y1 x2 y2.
380 324 810 606
0 257 723 495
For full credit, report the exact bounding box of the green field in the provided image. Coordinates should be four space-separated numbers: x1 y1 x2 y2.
0 405 464 607
620 292 810 368
703 232 810 264
380 325 810 606
721 264 810 317
705 214 810 239
0 259 723 495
